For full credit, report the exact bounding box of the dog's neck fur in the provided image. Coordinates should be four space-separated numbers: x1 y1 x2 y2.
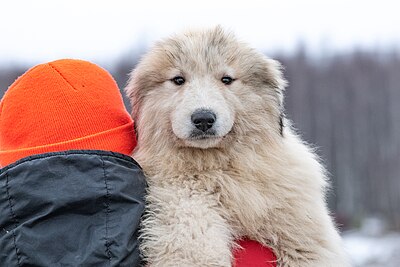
135 142 233 176
133 126 283 182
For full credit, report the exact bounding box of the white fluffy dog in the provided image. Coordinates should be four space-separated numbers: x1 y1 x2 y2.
125 26 350 267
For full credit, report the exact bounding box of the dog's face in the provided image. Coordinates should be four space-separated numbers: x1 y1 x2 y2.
127 27 286 150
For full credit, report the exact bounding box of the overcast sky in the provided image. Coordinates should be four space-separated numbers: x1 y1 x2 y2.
1 0 399 66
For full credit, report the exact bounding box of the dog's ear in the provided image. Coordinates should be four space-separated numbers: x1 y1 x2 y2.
124 69 140 143
262 58 287 106
124 69 136 108
262 58 287 136
124 68 144 123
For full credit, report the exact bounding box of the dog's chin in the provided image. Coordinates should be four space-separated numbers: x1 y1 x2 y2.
183 136 223 149
173 127 233 149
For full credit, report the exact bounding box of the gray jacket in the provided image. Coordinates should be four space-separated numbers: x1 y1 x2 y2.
0 150 146 266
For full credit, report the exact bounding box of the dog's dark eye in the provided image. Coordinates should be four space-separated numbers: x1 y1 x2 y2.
221 76 234 85
171 76 185 86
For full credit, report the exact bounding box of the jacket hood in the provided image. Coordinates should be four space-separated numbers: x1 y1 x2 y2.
0 150 146 267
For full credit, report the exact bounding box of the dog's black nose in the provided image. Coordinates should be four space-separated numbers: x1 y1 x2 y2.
191 110 216 132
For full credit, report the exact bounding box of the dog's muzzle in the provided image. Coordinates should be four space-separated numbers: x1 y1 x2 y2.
191 109 216 132
190 109 217 138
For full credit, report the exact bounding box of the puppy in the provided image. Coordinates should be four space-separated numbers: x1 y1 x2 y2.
126 26 350 267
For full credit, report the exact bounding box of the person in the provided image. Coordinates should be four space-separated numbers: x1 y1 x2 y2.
0 59 146 266
0 59 277 266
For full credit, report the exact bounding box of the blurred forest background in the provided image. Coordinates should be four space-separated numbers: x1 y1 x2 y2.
2 48 399 230
1 43 400 267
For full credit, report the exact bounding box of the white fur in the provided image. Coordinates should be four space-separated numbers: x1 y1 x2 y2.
126 26 350 267
171 76 234 149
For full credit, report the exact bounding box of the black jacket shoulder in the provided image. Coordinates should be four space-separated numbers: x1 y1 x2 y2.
0 150 147 267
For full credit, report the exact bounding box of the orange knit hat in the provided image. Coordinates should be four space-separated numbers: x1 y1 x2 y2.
0 59 136 167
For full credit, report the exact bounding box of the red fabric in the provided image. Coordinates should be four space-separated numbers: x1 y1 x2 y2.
233 239 277 267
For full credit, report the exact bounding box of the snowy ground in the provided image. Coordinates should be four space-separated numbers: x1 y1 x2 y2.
343 231 400 267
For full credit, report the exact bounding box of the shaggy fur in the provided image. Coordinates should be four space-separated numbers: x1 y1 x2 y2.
126 26 350 267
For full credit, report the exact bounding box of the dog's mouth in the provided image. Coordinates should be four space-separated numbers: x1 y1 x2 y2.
189 129 218 140
179 128 233 149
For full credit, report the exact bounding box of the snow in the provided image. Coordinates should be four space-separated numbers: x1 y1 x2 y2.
343 229 400 267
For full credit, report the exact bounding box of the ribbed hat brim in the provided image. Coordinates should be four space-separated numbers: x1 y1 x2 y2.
0 122 136 167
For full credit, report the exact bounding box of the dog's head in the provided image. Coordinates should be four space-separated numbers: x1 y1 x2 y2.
126 26 287 151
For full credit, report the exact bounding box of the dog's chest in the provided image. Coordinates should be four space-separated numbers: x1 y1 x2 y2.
148 168 275 239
